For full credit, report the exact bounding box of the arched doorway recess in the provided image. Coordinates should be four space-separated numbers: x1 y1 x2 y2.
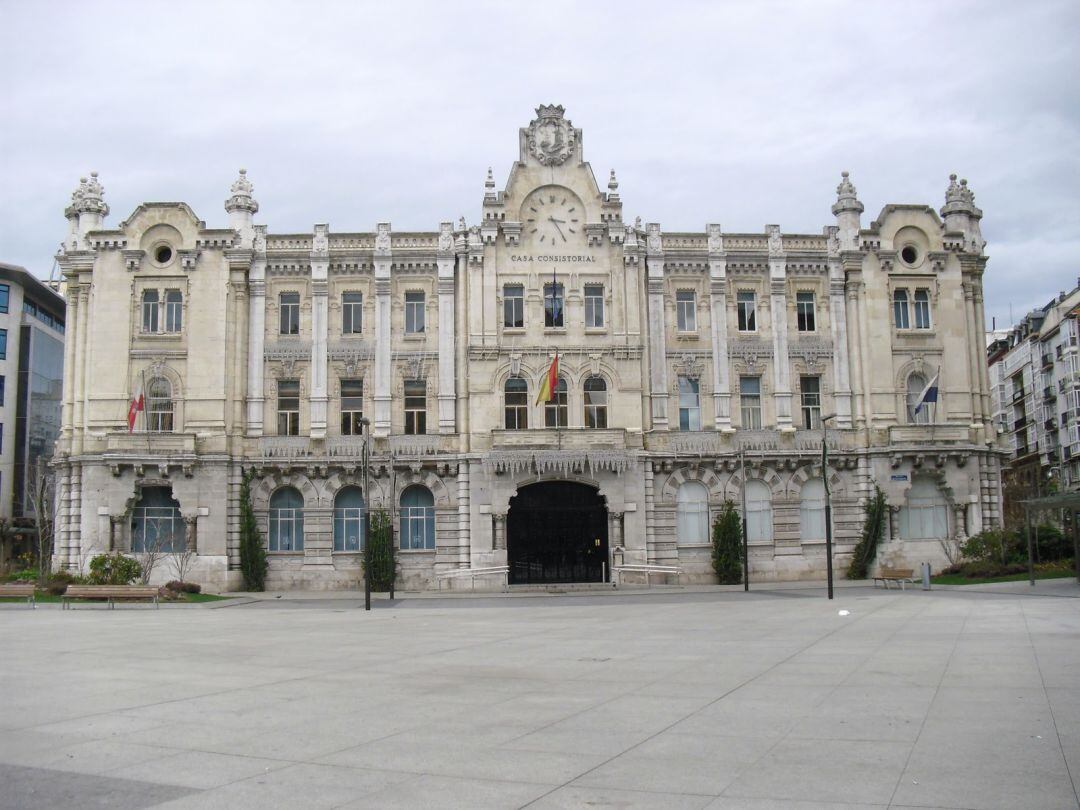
506 481 608 584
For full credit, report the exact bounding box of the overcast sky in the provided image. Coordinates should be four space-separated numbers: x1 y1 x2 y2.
2 0 1077 329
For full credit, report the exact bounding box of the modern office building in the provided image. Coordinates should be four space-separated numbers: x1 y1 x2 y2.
53 106 1004 590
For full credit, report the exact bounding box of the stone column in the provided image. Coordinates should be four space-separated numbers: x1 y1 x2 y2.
845 276 866 428
60 285 79 439
767 227 792 430
645 224 669 429
493 514 506 551
72 283 90 450
246 226 268 436
309 225 330 438
707 225 732 430
828 250 853 428
437 223 456 433
962 276 983 427
373 223 393 437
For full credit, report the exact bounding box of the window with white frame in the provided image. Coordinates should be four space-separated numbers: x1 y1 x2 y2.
801 376 821 429
164 290 182 332
342 292 362 334
906 373 930 424
799 478 827 541
131 486 185 552
545 377 568 427
504 377 528 429
280 292 300 335
740 376 762 429
584 376 608 428
146 377 174 432
913 289 932 329
340 378 364 435
796 291 815 332
404 379 426 434
737 291 757 331
585 284 604 328
140 289 184 334
678 376 701 431
544 283 564 327
676 481 709 546
269 487 304 551
277 379 300 435
676 290 696 332
400 485 435 550
142 290 159 333
503 284 524 328
405 291 425 334
893 289 910 329
745 479 773 542
333 486 365 552
899 477 948 540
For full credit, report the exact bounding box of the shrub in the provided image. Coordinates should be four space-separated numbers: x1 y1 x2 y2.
239 468 267 591
165 580 201 594
9 569 38 582
960 529 1019 566
87 553 141 585
1031 524 1072 562
45 571 86 596
365 509 396 591
711 500 743 584
847 484 887 579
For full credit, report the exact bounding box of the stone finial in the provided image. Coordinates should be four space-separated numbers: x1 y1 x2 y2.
831 170 864 216
484 167 497 202
225 168 259 215
608 169 618 192
67 171 108 218
941 173 984 253
457 216 467 232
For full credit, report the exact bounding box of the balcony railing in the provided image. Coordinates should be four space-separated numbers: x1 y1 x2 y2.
105 432 197 455
1012 388 1026 402
1013 417 1028 431
1042 353 1054 368
1045 419 1058 431
1043 386 1057 401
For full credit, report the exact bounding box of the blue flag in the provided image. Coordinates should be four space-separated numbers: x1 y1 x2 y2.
914 371 939 415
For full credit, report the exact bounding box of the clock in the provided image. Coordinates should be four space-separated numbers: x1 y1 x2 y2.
522 186 582 245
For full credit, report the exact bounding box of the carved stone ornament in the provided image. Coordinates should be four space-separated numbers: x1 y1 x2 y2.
438 222 453 253
646 223 662 254
312 224 329 254
767 225 783 257
527 105 576 166
375 223 391 254
676 353 702 380
707 224 723 254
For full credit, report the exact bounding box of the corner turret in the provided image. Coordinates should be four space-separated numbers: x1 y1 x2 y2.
830 171 863 251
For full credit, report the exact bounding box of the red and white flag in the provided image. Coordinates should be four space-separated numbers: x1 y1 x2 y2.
127 380 144 433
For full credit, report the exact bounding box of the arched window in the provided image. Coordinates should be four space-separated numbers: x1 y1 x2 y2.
504 377 528 430
544 377 568 428
800 479 827 542
676 481 709 546
333 486 365 552
906 373 930 424
131 486 184 552
899 477 948 540
269 487 304 551
146 377 174 432
584 376 608 429
400 485 435 550
745 479 773 543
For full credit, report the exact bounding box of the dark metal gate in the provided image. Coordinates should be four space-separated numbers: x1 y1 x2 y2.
507 481 608 584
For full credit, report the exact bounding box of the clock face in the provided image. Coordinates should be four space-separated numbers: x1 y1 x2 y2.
522 187 582 245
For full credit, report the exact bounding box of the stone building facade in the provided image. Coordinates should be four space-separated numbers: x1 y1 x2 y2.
53 106 1004 590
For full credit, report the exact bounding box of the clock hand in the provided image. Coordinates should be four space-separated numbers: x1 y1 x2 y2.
548 217 566 224
550 219 567 241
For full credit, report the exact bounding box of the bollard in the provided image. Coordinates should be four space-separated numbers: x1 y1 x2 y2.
921 561 931 591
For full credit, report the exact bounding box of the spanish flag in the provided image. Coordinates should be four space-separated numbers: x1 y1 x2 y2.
535 351 560 405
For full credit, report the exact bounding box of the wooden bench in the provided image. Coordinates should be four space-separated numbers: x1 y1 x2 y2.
0 582 36 608
62 585 159 609
872 567 918 590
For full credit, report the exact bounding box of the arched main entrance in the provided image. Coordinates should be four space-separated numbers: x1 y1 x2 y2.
507 481 608 584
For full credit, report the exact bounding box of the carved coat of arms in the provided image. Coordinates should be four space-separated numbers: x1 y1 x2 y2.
528 105 575 166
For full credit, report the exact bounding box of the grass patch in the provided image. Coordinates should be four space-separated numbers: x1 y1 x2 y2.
1 591 233 604
931 568 1076 586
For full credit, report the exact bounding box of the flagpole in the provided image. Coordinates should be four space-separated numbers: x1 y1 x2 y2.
142 367 149 454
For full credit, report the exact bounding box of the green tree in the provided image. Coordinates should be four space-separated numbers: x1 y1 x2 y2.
239 468 267 591
711 500 743 584
365 508 396 591
847 484 887 579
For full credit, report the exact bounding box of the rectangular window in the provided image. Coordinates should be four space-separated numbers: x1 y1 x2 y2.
801 375 821 429
0 329 7 360
544 283 564 328
405 291 425 334
676 290 696 332
404 379 426 434
340 378 364 435
740 376 762 429
277 379 300 436
0 375 4 406
914 289 931 329
893 289 910 329
164 290 182 333
342 292 363 334
796 291 815 332
280 292 300 335
142 290 159 333
503 284 524 328
585 284 604 328
678 376 701 431
0 284 9 314
737 291 757 331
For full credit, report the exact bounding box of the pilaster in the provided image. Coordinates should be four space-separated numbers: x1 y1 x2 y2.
245 226 267 436
646 223 669 429
767 226 792 430
309 224 330 438
373 223 393 437
707 224 732 430
437 223 457 434
827 233 852 428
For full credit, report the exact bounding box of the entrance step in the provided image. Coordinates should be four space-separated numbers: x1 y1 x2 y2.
508 583 616 593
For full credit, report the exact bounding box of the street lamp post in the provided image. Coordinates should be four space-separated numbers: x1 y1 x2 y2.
821 413 837 600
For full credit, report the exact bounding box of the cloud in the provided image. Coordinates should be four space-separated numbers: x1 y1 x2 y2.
1 0 1077 328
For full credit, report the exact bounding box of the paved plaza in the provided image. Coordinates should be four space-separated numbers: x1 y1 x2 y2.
1 582 1079 809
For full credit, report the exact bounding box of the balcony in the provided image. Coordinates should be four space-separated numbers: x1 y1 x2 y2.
490 428 641 452
1047 448 1060 463
1042 353 1054 368
1043 386 1057 401
1012 388 1026 403
1045 419 1058 432
105 431 197 455
1013 417 1028 432
889 425 970 444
